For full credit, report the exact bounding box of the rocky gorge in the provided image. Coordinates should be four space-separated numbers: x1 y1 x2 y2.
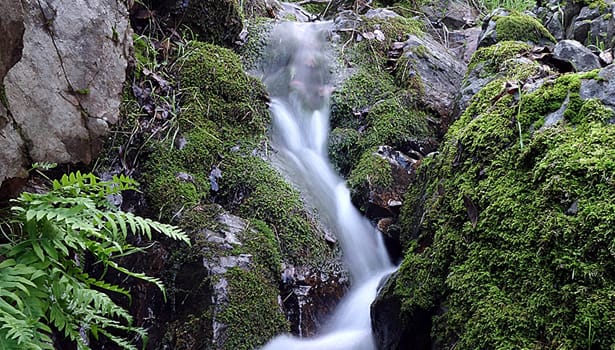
1 0 615 349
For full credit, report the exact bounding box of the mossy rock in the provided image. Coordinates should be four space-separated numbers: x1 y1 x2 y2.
467 41 532 76
179 41 269 128
218 153 333 266
361 96 431 149
479 9 556 48
329 127 361 176
216 267 289 350
347 148 394 211
383 69 615 348
330 13 434 180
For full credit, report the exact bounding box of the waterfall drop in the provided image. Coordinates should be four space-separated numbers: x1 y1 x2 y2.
260 21 394 350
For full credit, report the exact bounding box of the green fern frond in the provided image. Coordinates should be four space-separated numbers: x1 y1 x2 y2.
0 171 189 349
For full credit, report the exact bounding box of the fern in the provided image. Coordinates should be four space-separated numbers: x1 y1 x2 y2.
0 171 190 349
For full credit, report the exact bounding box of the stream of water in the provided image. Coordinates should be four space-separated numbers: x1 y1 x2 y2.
260 21 394 350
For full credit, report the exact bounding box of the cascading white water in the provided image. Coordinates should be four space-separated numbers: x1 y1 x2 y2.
260 21 394 350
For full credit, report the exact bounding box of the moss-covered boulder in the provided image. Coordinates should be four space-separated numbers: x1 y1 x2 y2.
478 9 556 48
373 47 615 348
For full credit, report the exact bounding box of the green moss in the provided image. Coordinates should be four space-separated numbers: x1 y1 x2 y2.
241 219 283 282
494 12 556 44
141 40 273 221
331 67 397 129
329 127 361 176
219 154 332 266
392 70 615 348
217 267 289 350
575 98 615 124
352 15 423 68
301 2 328 15
170 0 243 46
347 148 393 210
179 41 269 129
576 0 609 11
362 97 431 148
467 41 532 75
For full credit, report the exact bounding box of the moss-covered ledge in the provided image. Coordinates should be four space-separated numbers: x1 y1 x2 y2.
375 65 615 348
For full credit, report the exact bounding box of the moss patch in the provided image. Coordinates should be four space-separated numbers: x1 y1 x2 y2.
217 267 289 350
467 41 532 76
494 11 556 45
393 69 615 348
347 148 393 209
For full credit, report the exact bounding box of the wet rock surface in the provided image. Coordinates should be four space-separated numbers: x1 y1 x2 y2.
280 264 349 336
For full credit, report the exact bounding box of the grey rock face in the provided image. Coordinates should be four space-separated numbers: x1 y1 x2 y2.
553 40 602 72
581 64 615 109
398 34 466 121
1 0 131 188
0 0 27 185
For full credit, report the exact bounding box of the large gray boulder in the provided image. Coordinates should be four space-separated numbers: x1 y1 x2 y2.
1 0 131 188
553 39 602 72
396 34 467 121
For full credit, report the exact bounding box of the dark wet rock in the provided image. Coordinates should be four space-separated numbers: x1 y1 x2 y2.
478 8 555 48
395 34 466 121
553 39 602 72
537 0 615 48
349 146 419 218
280 264 349 336
151 0 244 46
536 0 583 41
376 217 403 263
567 5 615 47
0 0 24 80
371 271 432 350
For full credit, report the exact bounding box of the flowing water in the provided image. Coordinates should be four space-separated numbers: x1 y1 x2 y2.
260 21 394 350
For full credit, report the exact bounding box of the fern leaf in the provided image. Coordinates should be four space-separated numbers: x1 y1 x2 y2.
31 241 45 262
108 261 167 301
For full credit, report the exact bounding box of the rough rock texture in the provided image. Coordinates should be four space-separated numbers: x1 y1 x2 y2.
0 0 27 187
580 63 615 111
371 271 432 350
280 264 349 336
0 0 24 80
1 0 131 187
553 39 602 72
397 33 467 121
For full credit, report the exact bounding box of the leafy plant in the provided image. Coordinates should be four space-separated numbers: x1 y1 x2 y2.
0 171 190 349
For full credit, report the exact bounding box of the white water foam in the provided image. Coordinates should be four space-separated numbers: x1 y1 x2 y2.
260 21 394 350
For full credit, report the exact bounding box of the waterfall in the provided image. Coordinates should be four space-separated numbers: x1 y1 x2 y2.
260 21 394 350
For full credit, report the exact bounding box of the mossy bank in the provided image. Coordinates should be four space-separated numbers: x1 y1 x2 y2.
376 40 615 348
